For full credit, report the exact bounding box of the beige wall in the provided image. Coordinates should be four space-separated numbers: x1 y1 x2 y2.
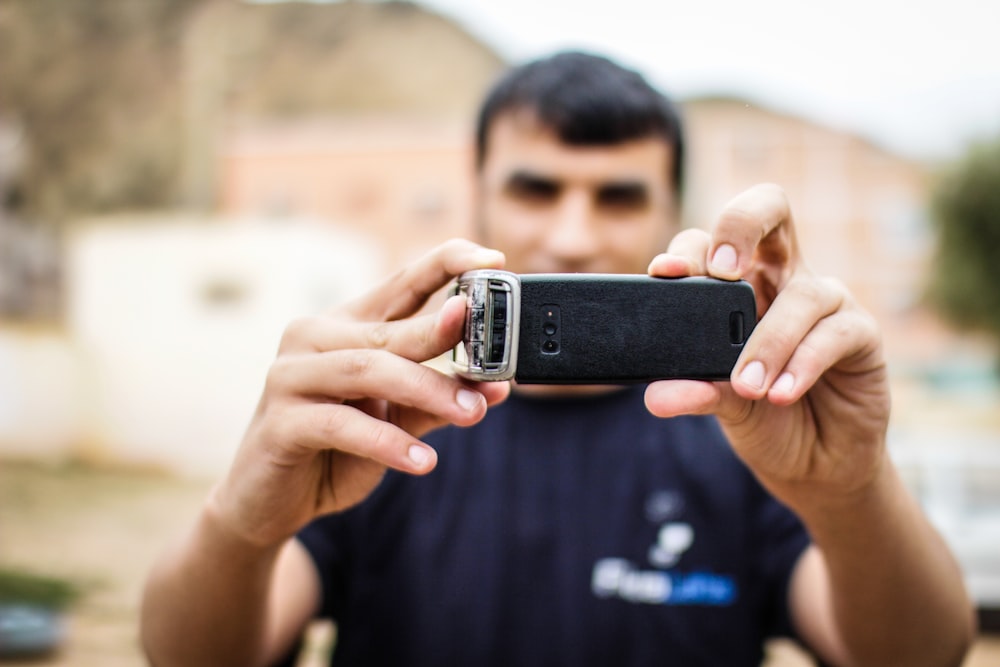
217 103 956 368
220 117 477 269
681 98 941 366
0 216 385 476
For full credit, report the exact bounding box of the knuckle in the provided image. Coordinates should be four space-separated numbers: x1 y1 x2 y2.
302 404 355 449
717 205 758 229
755 182 790 205
440 237 477 255
829 313 856 340
367 322 392 349
264 355 298 395
787 275 846 315
411 362 444 394
850 308 882 346
820 276 850 304
794 339 827 378
340 349 377 379
314 405 354 441
312 404 353 442
386 277 424 323
279 317 317 351
667 228 710 252
718 184 792 240
715 208 765 248
759 328 799 361
249 404 303 460
786 275 825 304
265 412 300 452
386 362 431 406
413 318 437 353
365 420 396 458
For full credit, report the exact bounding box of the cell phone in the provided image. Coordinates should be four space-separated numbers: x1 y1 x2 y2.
451 270 756 384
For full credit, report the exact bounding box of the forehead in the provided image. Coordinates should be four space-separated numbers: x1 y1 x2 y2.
480 111 674 189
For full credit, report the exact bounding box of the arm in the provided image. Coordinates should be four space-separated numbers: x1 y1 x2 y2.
789 472 974 667
645 184 975 667
141 504 320 666
141 240 510 667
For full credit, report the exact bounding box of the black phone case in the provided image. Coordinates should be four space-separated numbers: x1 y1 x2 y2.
514 275 756 384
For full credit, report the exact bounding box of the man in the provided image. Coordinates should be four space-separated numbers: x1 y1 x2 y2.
141 52 975 666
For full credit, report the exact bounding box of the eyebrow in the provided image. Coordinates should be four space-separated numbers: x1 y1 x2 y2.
596 181 649 203
504 170 562 195
504 171 649 191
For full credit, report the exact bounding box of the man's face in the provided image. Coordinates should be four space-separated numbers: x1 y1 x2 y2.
475 111 678 275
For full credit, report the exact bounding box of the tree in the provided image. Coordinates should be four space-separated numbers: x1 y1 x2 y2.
927 136 1000 353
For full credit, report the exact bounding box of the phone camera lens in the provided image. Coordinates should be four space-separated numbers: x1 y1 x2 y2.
542 340 559 353
543 322 557 336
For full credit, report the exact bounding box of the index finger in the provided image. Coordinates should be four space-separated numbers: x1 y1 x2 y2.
292 294 468 362
706 183 800 283
344 238 505 322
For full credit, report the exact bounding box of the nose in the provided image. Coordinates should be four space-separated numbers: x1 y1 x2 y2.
543 187 601 268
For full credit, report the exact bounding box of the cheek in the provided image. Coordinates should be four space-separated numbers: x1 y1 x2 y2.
483 201 546 247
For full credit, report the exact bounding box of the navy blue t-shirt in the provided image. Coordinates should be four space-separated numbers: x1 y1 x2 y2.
293 385 810 666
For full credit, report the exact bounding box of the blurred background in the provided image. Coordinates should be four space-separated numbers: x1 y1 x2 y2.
0 0 999 664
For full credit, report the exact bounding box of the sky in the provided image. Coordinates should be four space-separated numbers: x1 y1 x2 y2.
413 0 1000 163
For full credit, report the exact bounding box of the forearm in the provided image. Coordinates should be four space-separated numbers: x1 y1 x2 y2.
140 491 285 667
789 454 975 666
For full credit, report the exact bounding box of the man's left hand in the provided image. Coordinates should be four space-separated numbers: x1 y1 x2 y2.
644 183 891 507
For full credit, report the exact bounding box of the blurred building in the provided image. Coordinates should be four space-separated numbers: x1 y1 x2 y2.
681 97 961 369
220 116 475 268
0 215 384 476
217 97 960 372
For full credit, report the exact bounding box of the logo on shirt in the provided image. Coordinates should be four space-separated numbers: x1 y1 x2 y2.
590 492 738 606
648 522 693 568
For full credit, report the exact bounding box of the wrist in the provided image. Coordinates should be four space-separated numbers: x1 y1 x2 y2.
202 483 287 556
784 451 901 545
760 431 891 514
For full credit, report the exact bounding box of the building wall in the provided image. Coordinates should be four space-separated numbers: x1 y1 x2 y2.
218 103 953 368
681 98 939 365
0 325 81 460
220 118 476 269
0 216 385 476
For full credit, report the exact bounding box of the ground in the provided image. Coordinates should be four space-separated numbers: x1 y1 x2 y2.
0 461 997 666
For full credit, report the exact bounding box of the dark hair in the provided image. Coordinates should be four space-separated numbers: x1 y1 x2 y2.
475 51 685 197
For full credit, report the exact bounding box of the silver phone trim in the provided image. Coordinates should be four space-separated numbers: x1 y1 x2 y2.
451 269 521 381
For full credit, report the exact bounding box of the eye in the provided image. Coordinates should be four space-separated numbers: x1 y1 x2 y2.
505 173 560 203
597 183 649 211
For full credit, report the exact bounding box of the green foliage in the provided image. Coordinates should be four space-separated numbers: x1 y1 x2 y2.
0 568 81 610
927 136 1000 344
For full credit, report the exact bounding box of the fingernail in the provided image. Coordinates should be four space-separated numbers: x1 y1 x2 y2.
773 372 795 395
408 445 430 467
739 360 766 389
711 244 738 272
456 388 482 411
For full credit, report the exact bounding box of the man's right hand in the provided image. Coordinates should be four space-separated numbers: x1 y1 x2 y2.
210 239 510 549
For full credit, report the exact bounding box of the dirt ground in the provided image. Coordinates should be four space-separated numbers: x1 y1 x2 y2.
1 460 997 666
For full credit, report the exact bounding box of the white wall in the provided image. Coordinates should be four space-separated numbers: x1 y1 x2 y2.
1 215 386 476
0 326 82 460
